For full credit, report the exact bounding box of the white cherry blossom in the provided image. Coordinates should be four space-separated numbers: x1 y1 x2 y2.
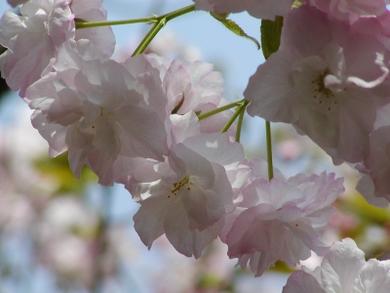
283 238 390 293
133 133 245 258
195 0 294 20
26 53 169 185
0 0 114 96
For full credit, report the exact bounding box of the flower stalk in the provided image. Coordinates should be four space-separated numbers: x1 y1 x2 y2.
75 4 196 56
197 99 244 121
75 17 158 29
132 4 196 56
221 100 248 134
265 120 274 180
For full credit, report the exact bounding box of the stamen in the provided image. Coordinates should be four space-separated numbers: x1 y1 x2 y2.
311 70 338 112
170 176 192 197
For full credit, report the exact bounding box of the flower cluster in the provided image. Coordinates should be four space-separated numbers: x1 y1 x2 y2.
1 0 389 289
195 0 388 22
205 1 390 205
283 238 390 293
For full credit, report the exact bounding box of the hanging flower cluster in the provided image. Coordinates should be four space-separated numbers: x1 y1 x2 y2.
1 0 389 290
283 238 390 292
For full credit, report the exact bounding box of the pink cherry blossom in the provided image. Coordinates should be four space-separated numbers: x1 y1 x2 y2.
164 59 223 114
162 58 233 133
26 54 169 185
71 0 115 59
352 11 390 50
133 133 244 258
356 125 390 204
245 5 390 165
113 112 201 197
308 0 388 23
0 0 114 96
0 0 73 96
194 0 294 20
283 238 390 293
144 55 234 134
224 172 344 276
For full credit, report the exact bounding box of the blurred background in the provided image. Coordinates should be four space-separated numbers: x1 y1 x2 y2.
0 1 389 292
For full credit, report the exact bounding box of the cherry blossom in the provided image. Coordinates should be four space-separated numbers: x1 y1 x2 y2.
71 0 115 59
283 238 390 293
224 172 344 276
1 0 389 287
356 124 390 204
352 11 390 50
308 0 388 23
26 54 169 185
245 5 390 165
125 55 229 131
160 57 233 133
133 133 244 258
112 112 202 197
194 0 294 20
0 0 114 96
163 59 223 114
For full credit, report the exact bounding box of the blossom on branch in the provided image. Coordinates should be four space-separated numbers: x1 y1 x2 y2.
223 172 344 276
357 121 390 204
283 238 390 293
308 0 388 23
0 0 114 96
194 0 294 20
162 58 233 133
133 133 244 258
26 52 169 185
245 5 390 165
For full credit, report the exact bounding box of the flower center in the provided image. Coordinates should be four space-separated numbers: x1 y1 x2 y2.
311 70 338 112
169 176 192 198
78 106 109 136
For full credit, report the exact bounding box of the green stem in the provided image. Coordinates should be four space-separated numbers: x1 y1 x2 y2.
235 102 247 142
75 17 158 29
265 121 274 180
197 100 244 121
261 17 282 181
164 4 196 21
76 4 195 30
132 4 196 56
221 102 246 133
132 19 166 56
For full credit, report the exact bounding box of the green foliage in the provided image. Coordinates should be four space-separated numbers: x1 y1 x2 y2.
34 154 97 195
339 194 390 225
211 12 261 49
197 273 233 292
260 16 283 59
271 261 294 274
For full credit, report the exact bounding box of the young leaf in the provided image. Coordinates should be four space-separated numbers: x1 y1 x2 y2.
211 12 260 49
260 16 283 59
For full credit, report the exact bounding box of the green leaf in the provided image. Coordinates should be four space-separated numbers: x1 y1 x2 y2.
34 154 97 194
211 12 260 50
260 16 283 59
